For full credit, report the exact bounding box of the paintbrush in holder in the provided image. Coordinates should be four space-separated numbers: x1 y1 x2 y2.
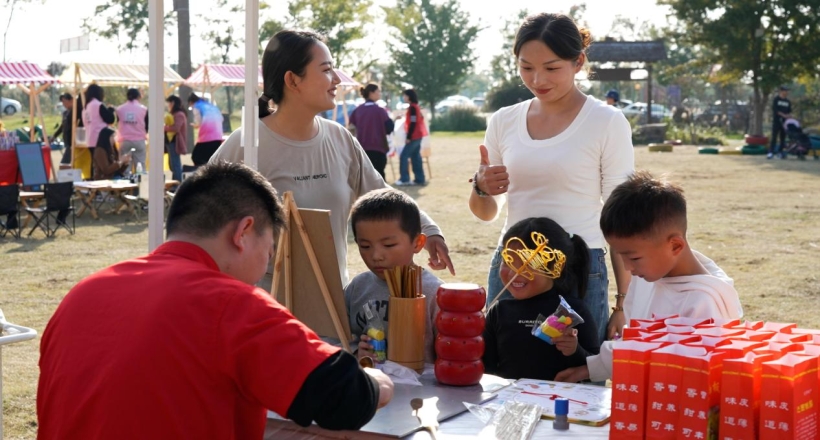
386 264 426 372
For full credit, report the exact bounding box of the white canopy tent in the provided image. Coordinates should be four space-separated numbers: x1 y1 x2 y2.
57 62 185 175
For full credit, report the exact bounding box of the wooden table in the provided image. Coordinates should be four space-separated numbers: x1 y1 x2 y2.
264 373 610 439
74 179 179 219
73 180 137 219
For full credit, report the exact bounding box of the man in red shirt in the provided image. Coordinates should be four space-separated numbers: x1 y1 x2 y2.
37 162 393 439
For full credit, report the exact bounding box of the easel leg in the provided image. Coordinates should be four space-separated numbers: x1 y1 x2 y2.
287 197 351 352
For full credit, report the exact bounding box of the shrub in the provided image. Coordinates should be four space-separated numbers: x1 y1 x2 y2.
666 123 727 146
430 106 487 132
484 81 533 111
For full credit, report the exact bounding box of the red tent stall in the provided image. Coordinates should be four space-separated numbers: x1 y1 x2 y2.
0 62 59 182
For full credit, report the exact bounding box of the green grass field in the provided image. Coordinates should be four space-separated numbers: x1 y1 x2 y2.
1 133 819 438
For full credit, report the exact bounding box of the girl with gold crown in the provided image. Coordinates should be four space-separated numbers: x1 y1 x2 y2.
482 217 601 381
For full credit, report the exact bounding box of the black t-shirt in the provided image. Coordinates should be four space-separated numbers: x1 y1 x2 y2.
482 291 600 381
772 96 791 123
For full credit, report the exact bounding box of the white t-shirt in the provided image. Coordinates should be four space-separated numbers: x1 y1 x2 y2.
482 96 634 248
586 250 743 381
211 117 442 282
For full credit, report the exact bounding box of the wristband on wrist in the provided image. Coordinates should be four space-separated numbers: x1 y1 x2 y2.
470 172 489 197
611 306 624 312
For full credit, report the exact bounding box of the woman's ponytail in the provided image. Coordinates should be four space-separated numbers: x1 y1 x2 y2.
258 95 272 118
569 234 591 298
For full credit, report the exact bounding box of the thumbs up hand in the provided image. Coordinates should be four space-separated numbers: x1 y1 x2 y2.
475 144 509 196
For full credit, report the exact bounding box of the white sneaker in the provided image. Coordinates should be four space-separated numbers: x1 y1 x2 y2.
393 180 412 186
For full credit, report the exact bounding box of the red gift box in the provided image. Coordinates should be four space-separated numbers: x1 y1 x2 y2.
760 322 798 334
676 349 735 439
715 339 769 358
645 344 708 439
664 317 713 327
731 321 766 331
644 333 702 345
610 340 665 439
685 335 731 349
623 320 667 340
693 327 745 338
770 333 814 343
721 351 778 440
759 354 819 440
732 330 777 342
753 342 805 357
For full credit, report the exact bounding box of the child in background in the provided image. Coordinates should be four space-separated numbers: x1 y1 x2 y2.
482 217 600 381
344 188 444 363
554 171 743 383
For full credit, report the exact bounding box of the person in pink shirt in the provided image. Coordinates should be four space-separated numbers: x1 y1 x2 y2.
116 88 149 171
82 84 115 151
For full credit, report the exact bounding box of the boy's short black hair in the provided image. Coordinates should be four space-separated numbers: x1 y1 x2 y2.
601 170 687 239
166 161 285 238
350 188 421 241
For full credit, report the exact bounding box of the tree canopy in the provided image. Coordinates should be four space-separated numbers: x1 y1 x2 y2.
384 0 479 118
661 0 820 133
288 0 372 70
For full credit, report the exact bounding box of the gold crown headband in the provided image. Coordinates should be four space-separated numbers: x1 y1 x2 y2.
501 232 566 280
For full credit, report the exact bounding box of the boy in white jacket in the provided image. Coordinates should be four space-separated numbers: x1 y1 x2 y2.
554 171 743 383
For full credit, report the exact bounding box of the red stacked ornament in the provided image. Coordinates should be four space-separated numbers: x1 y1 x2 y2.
434 283 486 386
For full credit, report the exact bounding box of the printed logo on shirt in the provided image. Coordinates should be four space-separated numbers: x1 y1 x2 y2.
123 112 138 124
355 299 389 332
519 319 538 329
293 174 328 182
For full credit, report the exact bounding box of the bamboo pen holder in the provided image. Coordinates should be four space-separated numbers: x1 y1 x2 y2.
387 295 426 372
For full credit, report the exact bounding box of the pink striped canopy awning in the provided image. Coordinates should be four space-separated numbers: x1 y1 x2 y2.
184 64 263 88
334 69 359 87
0 62 59 85
56 63 184 86
184 64 360 88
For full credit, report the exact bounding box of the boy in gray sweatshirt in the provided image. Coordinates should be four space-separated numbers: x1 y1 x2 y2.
344 188 443 363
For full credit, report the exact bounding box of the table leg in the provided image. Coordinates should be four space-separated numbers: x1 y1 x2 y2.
75 189 99 220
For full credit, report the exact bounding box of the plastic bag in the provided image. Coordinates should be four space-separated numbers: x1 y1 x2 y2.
362 302 387 363
531 295 584 345
479 401 542 440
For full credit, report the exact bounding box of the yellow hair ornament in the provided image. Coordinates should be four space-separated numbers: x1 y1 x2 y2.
501 232 566 280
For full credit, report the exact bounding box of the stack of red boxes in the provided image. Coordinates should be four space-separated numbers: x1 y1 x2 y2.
610 316 820 440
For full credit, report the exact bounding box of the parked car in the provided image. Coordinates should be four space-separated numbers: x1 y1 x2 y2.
435 95 477 115
621 102 672 122
2 97 22 115
613 99 633 110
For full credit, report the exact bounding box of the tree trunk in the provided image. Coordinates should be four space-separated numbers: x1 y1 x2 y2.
175 0 194 152
752 84 764 136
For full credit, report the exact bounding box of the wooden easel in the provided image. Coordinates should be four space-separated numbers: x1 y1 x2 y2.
271 192 351 352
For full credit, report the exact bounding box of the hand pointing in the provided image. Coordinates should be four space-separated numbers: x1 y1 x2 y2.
476 144 509 196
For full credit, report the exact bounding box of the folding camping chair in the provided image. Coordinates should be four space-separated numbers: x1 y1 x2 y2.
26 182 75 237
0 184 20 239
